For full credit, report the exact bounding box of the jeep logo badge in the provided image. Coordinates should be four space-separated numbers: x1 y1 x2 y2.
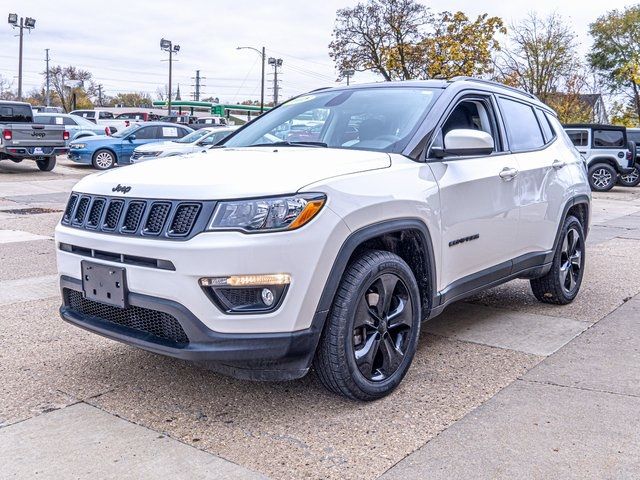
112 184 132 194
31 131 46 138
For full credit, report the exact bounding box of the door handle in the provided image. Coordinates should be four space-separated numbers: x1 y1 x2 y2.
552 159 566 169
499 167 519 181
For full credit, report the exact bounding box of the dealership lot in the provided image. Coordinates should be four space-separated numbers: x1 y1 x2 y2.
1 158 640 479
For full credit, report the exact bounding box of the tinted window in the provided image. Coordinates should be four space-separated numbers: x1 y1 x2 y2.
0 104 33 122
99 111 114 119
498 98 545 151
73 111 94 119
132 126 158 140
627 131 640 144
34 115 53 124
567 130 588 147
593 129 625 148
63 116 77 126
535 109 555 143
160 126 180 139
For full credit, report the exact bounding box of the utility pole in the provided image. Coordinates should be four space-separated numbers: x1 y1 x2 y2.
97 84 103 107
191 70 206 101
268 57 283 106
237 46 266 113
45 48 50 106
7 14 36 101
160 38 180 115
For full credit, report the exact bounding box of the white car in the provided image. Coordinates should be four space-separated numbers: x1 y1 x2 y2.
56 78 590 400
130 126 237 163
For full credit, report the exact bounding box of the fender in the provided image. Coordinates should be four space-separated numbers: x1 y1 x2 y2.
547 194 591 264
311 218 437 330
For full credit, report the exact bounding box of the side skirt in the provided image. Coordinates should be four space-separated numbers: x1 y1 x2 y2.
427 250 552 320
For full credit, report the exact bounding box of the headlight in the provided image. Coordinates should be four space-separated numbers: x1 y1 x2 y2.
208 193 326 232
141 151 162 157
69 143 86 149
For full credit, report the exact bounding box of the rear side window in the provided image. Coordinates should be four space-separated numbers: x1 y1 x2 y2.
627 131 640 144
133 126 158 140
0 104 33 122
498 97 545 151
593 129 625 148
535 109 555 143
566 130 588 147
99 111 114 119
34 115 53 124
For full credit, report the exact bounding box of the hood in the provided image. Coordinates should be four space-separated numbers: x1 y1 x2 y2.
73 134 116 144
73 147 391 200
135 140 182 152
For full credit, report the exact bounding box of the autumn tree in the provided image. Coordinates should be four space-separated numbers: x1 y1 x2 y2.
497 12 581 102
589 5 640 123
47 65 95 112
329 0 504 81
108 92 153 107
0 75 15 100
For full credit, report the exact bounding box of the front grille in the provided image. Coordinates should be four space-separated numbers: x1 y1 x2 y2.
144 202 171 234
169 204 201 236
61 194 212 241
64 288 189 344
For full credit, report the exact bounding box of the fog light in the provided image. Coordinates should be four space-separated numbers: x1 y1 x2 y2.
261 288 275 307
199 274 290 314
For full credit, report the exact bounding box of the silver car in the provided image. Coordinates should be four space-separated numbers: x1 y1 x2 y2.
33 113 111 146
130 126 237 163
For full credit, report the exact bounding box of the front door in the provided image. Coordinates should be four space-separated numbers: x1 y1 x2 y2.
428 95 520 297
120 126 159 162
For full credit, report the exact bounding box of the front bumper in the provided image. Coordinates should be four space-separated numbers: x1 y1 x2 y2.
60 276 324 380
68 150 93 164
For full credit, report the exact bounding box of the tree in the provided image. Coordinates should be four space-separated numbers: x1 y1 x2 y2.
497 12 580 102
46 65 95 112
544 73 602 124
108 92 153 107
589 5 640 122
329 0 504 81
0 75 15 100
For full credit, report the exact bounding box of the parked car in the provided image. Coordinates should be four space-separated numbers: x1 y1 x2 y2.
191 116 228 129
130 126 237 163
0 100 68 171
67 122 192 169
620 127 640 187
114 112 162 125
159 114 197 127
33 113 111 146
70 109 128 133
56 78 590 400
564 124 635 191
32 105 64 113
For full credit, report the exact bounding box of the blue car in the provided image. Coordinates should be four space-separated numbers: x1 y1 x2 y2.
68 122 193 169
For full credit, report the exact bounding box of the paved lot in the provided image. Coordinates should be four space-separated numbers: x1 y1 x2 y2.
1 157 640 479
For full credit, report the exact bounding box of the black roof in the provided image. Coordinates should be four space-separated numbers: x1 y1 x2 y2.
564 123 626 131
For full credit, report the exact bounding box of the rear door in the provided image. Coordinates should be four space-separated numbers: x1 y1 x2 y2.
565 129 590 157
428 93 521 294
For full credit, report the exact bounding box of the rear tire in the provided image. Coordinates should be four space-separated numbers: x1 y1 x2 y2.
92 149 115 170
36 156 56 171
314 250 421 401
530 215 585 305
588 163 616 191
618 164 640 187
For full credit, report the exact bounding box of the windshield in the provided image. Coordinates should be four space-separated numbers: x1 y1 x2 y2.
175 129 210 143
112 124 142 138
222 87 440 153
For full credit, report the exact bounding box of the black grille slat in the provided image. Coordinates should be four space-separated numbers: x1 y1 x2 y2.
72 196 90 225
144 202 171 235
86 198 106 228
121 201 146 233
64 289 189 344
103 200 124 230
63 194 78 224
169 204 201 236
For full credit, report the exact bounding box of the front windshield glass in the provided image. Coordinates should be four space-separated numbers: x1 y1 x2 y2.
175 129 210 144
112 124 142 138
222 87 440 153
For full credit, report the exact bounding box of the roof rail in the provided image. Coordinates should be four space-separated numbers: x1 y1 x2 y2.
448 76 539 101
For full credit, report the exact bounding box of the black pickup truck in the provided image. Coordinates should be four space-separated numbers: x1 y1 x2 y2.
0 100 68 171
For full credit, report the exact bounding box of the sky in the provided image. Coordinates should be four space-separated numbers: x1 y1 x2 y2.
0 0 637 104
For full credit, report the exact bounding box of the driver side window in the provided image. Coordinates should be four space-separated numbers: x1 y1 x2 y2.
430 97 499 158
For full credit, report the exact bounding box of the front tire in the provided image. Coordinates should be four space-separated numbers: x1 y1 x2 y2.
92 149 116 170
530 215 585 305
618 164 640 187
588 163 616 191
314 250 421 401
36 156 56 171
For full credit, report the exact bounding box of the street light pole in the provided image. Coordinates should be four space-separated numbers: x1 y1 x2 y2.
237 46 266 114
160 38 180 115
8 13 36 101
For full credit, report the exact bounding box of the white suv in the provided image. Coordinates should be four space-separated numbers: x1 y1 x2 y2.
56 78 591 400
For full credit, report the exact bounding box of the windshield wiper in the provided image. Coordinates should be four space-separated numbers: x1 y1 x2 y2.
250 141 328 148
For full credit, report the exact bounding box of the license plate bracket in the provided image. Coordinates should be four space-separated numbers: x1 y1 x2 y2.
81 261 128 308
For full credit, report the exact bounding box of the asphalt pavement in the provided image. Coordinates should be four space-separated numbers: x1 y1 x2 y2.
1 157 639 479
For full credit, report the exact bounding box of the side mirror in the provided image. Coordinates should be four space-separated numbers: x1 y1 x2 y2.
128 134 136 141
432 129 494 158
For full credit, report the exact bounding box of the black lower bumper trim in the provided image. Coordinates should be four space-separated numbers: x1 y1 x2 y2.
59 276 321 381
